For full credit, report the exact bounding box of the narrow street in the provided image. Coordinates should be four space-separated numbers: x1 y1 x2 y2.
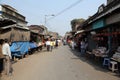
2 46 119 80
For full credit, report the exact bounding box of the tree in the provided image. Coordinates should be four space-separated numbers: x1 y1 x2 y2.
71 18 85 31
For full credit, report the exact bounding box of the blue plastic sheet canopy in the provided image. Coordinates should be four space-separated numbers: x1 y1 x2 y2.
10 41 29 57
29 42 37 49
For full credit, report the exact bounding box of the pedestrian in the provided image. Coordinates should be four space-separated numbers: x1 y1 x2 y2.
46 38 51 51
50 39 54 52
80 39 86 56
55 39 58 48
2 39 12 76
63 39 66 45
0 39 4 76
37 41 42 51
85 41 88 53
71 40 75 50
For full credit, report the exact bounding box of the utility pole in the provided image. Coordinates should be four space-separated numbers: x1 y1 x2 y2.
44 14 55 26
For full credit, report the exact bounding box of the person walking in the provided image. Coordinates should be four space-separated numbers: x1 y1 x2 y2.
46 38 51 51
85 41 88 53
2 39 12 76
71 40 75 50
50 39 54 52
80 39 86 56
55 39 58 48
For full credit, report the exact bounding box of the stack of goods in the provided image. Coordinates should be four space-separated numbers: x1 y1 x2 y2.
117 47 120 52
92 47 107 57
112 46 120 62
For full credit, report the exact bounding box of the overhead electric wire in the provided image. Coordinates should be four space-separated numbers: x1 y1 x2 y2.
48 0 83 21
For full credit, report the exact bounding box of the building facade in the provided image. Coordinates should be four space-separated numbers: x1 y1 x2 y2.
0 4 30 41
0 4 27 27
80 0 120 56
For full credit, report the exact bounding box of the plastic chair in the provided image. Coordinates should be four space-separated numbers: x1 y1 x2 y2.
102 58 110 66
109 61 118 72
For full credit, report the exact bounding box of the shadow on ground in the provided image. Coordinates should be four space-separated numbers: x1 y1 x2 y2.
68 46 120 78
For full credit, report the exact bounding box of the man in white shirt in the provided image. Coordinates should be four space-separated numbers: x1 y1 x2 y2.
2 39 12 76
46 38 51 51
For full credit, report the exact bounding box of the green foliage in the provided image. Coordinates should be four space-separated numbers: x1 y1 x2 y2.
71 18 85 27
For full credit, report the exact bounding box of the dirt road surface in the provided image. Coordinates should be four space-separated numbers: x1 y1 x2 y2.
1 46 120 80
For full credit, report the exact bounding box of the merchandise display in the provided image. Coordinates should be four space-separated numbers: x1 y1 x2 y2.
92 47 107 57
112 46 120 62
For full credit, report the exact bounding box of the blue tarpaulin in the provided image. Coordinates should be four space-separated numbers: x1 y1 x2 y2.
10 41 29 57
29 42 37 49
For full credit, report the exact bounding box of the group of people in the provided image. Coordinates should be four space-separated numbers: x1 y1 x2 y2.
69 39 88 56
80 39 88 56
0 39 12 77
45 38 59 51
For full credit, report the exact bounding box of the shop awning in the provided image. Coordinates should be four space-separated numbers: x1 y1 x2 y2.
0 18 16 27
75 30 85 35
0 24 16 29
30 30 44 35
0 24 30 31
14 26 29 30
89 3 120 24
74 30 85 37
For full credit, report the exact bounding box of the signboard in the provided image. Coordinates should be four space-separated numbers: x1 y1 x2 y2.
92 19 105 30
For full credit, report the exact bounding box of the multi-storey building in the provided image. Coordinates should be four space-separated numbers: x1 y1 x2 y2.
28 25 47 42
0 4 29 41
0 4 27 27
